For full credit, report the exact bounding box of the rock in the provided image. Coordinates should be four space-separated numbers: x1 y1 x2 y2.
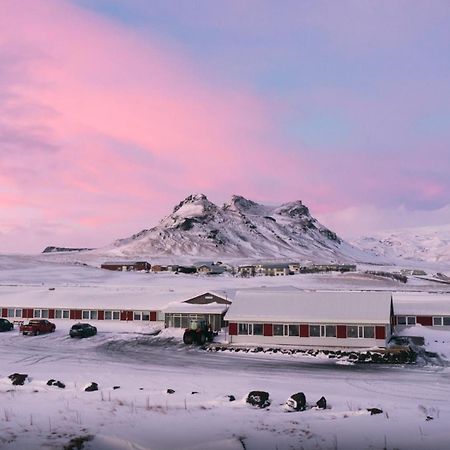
85 382 99 392
227 395 236 402
316 396 327 409
47 379 65 388
285 392 306 412
246 391 270 408
167 389 175 394
426 416 434 421
191 391 199 395
113 386 120 390
367 408 383 415
8 373 28 386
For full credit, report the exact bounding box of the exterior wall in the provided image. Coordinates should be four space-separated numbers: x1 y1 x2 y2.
165 313 224 331
184 292 231 305
228 322 389 349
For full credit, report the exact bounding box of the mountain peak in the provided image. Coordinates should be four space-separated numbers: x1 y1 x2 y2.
224 195 261 213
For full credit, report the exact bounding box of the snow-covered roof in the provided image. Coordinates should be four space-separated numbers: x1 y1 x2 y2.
225 291 392 324
0 286 201 310
393 292 450 315
162 302 229 314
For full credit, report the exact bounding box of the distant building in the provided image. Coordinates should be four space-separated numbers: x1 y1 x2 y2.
237 265 256 277
256 263 291 276
101 261 151 272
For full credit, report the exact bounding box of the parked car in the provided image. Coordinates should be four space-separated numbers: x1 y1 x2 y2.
20 319 56 336
0 318 14 332
69 323 97 338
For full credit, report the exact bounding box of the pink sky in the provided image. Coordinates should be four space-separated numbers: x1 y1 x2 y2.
1 0 449 253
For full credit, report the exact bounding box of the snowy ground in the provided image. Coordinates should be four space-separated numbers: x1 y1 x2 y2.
1 255 450 449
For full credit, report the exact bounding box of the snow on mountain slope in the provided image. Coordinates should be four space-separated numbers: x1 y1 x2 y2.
353 224 450 264
104 194 377 263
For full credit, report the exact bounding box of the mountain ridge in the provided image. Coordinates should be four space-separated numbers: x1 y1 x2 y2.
106 194 374 262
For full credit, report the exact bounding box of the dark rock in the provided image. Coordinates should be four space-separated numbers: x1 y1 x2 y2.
84 382 99 392
367 408 383 415
316 396 327 409
227 395 236 402
285 392 306 411
167 389 175 394
246 391 270 408
426 416 434 421
47 379 65 388
9 373 28 386
113 386 120 390
191 391 199 395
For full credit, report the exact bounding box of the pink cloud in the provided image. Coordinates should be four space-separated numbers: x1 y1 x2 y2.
0 0 314 252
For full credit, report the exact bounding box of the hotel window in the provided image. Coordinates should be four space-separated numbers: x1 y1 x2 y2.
104 310 120 320
309 325 321 337
363 326 375 339
34 309 49 319
253 324 263 336
397 316 416 325
347 325 358 338
133 311 150 321
273 324 284 336
238 323 252 335
82 310 98 320
325 325 337 337
55 309 70 319
288 325 299 336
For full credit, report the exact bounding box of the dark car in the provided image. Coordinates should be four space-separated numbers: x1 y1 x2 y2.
0 318 14 332
69 323 97 338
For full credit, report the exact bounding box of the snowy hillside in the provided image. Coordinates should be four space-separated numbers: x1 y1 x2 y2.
106 194 376 263
353 224 450 264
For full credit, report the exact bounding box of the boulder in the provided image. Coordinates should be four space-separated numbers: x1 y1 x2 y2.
227 395 236 402
285 392 306 412
47 379 65 389
246 391 270 408
8 373 28 386
316 396 327 409
84 382 99 392
166 389 175 394
113 386 120 390
367 408 383 415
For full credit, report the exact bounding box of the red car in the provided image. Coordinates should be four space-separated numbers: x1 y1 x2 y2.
20 319 56 336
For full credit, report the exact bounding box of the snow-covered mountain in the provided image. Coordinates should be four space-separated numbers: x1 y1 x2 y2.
353 224 450 264
106 194 376 262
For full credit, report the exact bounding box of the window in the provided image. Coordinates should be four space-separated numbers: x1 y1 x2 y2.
288 325 299 336
325 325 336 337
82 310 97 320
134 311 151 321
34 309 48 318
55 309 70 319
347 325 358 338
363 326 375 339
7 309 14 318
444 317 450 326
433 317 443 326
309 325 320 337
273 324 284 336
238 323 252 335
15 308 22 318
407 316 416 325
397 316 406 325
104 310 120 320
253 324 263 336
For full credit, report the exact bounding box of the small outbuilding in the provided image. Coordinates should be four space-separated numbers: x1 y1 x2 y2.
225 290 394 349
